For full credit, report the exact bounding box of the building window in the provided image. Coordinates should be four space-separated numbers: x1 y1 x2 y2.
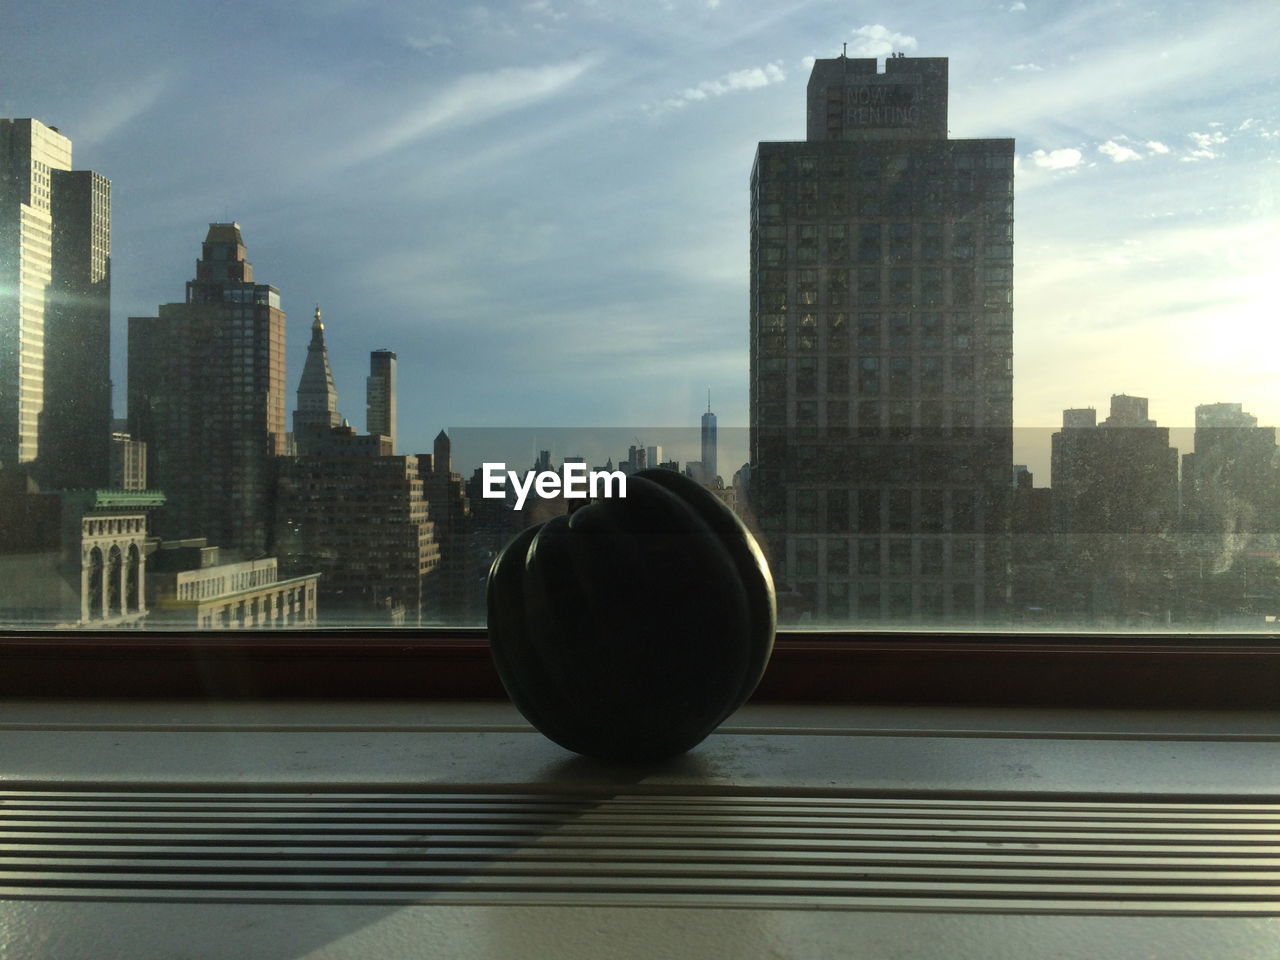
828 491 850 532
888 313 911 350
827 358 849 394
856 267 881 304
890 223 912 260
857 224 881 262
797 314 818 351
857 537 881 574
921 267 943 305
857 356 880 395
857 490 882 534
827 313 848 351
856 313 880 349
890 268 912 305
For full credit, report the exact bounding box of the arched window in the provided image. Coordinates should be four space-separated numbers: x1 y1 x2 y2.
88 547 104 620
126 544 141 613
107 546 123 618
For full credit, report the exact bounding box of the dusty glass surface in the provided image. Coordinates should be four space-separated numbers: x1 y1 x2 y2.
1 1 1277 631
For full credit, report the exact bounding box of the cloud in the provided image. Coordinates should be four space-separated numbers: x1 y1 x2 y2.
523 0 567 22
846 24 918 58
1011 63 1043 72
657 61 786 111
72 73 168 147
1009 1 1027 10
1099 139 1142 163
405 33 451 50
333 58 596 167
1145 140 1171 154
1029 147 1083 170
1183 130 1228 161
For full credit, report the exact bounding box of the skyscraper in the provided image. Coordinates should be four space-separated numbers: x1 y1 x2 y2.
749 55 1014 623
367 348 396 451
0 119 111 485
701 392 717 484
1181 403 1279 536
293 306 340 456
275 433 439 625
1049 395 1179 621
1050 395 1177 535
128 223 287 556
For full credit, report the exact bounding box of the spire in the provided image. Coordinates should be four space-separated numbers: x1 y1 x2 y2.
293 302 341 447
707 387 712 414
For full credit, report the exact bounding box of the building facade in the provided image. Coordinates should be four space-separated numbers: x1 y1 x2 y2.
1050 396 1178 536
420 430 474 623
148 539 318 629
0 119 112 486
275 446 440 624
1049 395 1179 623
367 349 396 451
0 476 163 628
1181 403 1279 537
128 223 287 557
110 431 147 490
1177 402 1280 625
749 55 1014 623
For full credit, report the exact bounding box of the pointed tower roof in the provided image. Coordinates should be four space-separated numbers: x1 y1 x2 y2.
293 304 341 436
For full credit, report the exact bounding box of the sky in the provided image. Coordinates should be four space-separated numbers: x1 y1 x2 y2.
3 0 1278 480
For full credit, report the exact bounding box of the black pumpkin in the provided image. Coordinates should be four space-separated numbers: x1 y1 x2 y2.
487 468 776 761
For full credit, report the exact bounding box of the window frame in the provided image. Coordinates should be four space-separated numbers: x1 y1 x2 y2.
1 629 1277 708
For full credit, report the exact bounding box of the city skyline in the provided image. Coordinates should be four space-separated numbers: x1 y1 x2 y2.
2 1 1278 467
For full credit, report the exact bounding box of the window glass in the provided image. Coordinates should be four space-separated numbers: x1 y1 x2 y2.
2 6 1276 638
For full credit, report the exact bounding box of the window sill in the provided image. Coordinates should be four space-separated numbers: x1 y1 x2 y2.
2 629 1278 709
1 700 1278 959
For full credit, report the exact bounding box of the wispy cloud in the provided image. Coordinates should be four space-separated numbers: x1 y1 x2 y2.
1009 1 1027 11
523 0 567 24
847 24 917 58
405 33 451 51
954 6 1280 138
1029 147 1083 170
73 73 167 147
332 57 596 167
654 61 785 112
1146 140 1171 154
1099 139 1142 163
1183 130 1228 161
1011 63 1043 72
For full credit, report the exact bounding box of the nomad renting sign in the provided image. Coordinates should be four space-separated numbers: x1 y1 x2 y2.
846 83 921 128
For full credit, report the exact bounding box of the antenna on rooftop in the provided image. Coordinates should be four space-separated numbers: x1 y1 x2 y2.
707 388 711 414
841 42 847 57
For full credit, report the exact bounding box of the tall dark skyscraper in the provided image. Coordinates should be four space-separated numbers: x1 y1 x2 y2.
367 348 397 451
749 55 1014 623
701 392 718 484
128 223 286 556
0 119 111 486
